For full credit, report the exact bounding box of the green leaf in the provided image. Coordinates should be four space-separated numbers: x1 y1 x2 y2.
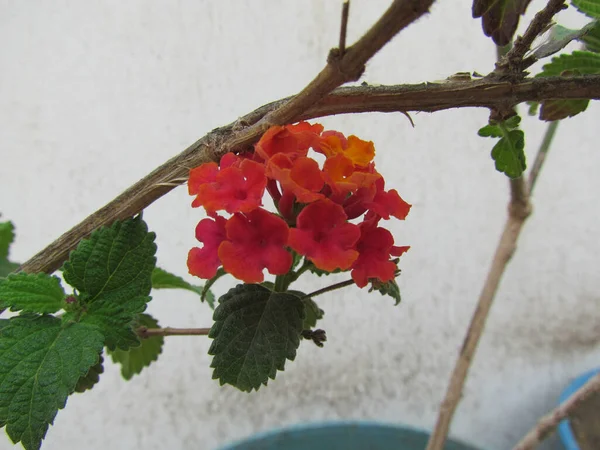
581 20 600 52
62 215 157 304
77 295 149 351
0 273 65 314
0 315 104 450
74 354 104 393
369 279 402 305
472 0 533 46
572 0 600 19
478 116 527 178
301 297 324 329
151 267 214 308
208 284 304 392
108 313 164 380
0 221 19 278
535 51 600 120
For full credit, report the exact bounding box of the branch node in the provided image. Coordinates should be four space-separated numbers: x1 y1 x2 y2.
327 48 365 82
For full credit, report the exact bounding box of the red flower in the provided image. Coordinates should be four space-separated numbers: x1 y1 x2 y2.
267 154 325 203
218 208 292 283
188 152 266 214
351 219 409 288
255 122 323 162
366 178 411 220
187 215 228 279
288 199 360 272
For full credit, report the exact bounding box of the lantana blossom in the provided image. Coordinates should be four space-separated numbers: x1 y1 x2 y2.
187 215 227 279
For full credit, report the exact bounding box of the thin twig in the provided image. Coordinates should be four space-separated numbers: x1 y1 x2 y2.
138 326 210 338
18 74 600 275
495 0 567 77
528 121 559 194
220 0 435 158
339 1 350 55
512 373 600 450
302 278 356 299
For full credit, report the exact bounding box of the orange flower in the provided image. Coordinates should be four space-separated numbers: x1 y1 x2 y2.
254 121 323 162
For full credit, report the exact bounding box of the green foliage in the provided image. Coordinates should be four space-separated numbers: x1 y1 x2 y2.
0 273 65 314
535 51 600 120
108 314 164 380
151 267 214 309
201 267 226 308
531 23 597 59
472 0 532 46
572 0 600 18
0 315 104 450
581 20 600 53
208 284 304 392
74 355 104 393
301 297 324 329
0 221 19 278
63 215 156 304
478 115 526 178
369 279 402 305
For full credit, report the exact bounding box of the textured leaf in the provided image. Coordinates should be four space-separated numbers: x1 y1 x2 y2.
78 295 149 351
62 215 157 304
0 273 65 314
581 20 600 52
0 221 19 278
478 116 527 178
108 314 164 380
535 51 600 120
472 0 533 46
369 279 402 305
572 0 600 18
151 267 214 308
0 315 104 450
208 284 304 392
74 354 104 393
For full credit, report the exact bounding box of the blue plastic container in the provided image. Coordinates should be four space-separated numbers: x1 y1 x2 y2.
558 367 600 450
220 422 483 450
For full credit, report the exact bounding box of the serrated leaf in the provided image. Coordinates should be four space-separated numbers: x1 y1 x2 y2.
78 295 149 351
208 284 304 392
74 354 104 393
0 315 104 450
472 0 533 46
62 215 157 304
151 267 214 308
369 279 402 305
581 20 600 52
478 116 526 178
108 313 164 380
572 0 600 19
0 222 19 278
535 51 600 120
0 273 65 314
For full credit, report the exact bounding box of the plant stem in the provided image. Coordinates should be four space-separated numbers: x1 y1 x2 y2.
512 373 600 450
302 278 356 299
274 275 287 292
528 121 559 194
138 326 210 338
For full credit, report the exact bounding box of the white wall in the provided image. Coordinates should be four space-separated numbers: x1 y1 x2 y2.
1 1 599 449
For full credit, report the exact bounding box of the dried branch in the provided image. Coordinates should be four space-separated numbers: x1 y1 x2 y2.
138 326 210 338
495 0 567 77
512 373 600 450
20 0 434 275
339 1 350 55
426 177 531 450
219 0 435 158
18 74 600 275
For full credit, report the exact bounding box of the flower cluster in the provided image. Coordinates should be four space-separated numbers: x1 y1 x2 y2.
187 122 410 288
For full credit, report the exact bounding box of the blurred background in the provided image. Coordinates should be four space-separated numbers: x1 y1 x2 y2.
1 1 599 449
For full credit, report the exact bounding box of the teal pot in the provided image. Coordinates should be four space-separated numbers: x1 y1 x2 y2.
220 422 483 450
